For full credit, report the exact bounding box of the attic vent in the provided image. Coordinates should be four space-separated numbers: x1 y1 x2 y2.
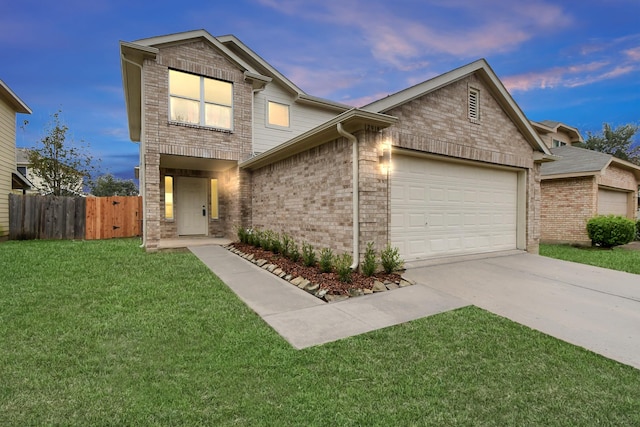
468 87 480 122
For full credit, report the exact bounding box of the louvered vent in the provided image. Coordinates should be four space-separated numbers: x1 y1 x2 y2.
468 88 480 122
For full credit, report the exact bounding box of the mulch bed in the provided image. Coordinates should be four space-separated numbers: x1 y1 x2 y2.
230 242 402 296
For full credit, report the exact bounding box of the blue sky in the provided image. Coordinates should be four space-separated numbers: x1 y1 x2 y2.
2 0 639 180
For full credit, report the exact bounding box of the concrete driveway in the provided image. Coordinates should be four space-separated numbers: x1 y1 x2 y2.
403 252 640 370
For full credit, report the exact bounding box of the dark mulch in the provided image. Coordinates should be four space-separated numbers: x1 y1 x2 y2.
230 242 402 295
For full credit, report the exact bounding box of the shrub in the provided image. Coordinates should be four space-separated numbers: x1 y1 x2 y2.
636 219 640 241
236 226 249 244
281 233 293 258
319 248 334 273
380 244 404 273
586 215 635 248
361 242 377 276
248 229 260 247
302 243 317 267
271 232 282 254
335 253 353 283
289 243 301 262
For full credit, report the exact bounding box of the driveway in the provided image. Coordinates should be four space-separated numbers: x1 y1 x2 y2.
403 252 640 370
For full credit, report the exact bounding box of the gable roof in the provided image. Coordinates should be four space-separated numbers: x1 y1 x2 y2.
362 59 550 155
530 120 584 144
542 145 640 181
0 80 31 114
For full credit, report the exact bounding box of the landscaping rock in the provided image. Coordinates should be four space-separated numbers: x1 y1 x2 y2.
399 279 414 287
278 272 287 278
267 264 277 272
297 279 310 289
325 294 350 303
315 289 328 298
363 289 374 294
262 264 270 270
290 276 305 286
385 283 399 290
372 281 387 292
256 259 268 267
304 282 319 292
246 254 254 261
348 288 364 297
273 268 283 275
284 274 293 281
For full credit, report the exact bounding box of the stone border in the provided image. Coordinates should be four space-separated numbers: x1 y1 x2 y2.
224 244 416 302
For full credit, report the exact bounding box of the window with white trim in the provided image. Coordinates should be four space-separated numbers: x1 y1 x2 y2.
267 100 290 128
169 69 233 130
552 139 566 148
468 87 480 122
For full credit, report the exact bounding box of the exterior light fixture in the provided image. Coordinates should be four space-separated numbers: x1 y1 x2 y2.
379 147 391 173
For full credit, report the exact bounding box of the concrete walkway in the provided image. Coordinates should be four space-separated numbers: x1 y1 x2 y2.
191 245 640 370
189 245 469 349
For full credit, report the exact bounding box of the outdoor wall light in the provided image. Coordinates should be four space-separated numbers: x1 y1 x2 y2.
379 147 391 174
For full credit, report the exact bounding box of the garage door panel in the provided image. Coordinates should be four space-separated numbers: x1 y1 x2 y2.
391 155 518 261
598 188 628 216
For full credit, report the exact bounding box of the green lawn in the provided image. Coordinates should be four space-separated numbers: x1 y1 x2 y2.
540 243 640 274
1 239 639 426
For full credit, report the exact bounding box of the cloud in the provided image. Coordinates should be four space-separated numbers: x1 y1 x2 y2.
624 47 640 61
256 0 572 69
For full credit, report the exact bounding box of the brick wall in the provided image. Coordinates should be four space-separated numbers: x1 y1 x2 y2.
540 177 596 245
141 39 253 249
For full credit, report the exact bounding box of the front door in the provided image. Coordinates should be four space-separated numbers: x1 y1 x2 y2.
176 177 208 235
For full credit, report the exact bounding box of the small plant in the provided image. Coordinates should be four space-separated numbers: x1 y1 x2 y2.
289 243 301 262
380 244 404 273
335 253 353 283
319 248 334 273
236 226 249 244
302 243 317 267
248 229 260 247
636 219 640 241
281 233 293 258
361 242 377 276
271 232 282 254
586 215 635 248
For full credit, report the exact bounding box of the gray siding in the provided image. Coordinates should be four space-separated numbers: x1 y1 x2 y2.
0 98 16 236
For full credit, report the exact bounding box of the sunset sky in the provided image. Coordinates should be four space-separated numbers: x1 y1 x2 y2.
3 0 639 180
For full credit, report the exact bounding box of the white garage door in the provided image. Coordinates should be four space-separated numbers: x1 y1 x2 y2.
598 188 628 216
391 155 519 261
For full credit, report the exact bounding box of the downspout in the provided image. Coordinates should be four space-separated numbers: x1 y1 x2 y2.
121 54 146 248
337 122 359 270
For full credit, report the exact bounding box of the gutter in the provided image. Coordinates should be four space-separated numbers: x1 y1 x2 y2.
121 53 147 249
336 122 359 270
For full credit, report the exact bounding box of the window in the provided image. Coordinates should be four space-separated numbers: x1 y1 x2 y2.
267 101 290 128
17 166 26 176
210 179 218 219
552 139 566 148
468 87 480 122
164 176 174 220
169 69 233 130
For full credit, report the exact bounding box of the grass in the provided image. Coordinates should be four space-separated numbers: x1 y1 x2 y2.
1 239 639 426
540 243 640 274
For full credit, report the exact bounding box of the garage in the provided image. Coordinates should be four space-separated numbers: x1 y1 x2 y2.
391 154 521 261
597 188 629 216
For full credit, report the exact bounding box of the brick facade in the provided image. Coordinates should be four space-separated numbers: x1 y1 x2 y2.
541 165 639 245
540 177 596 245
141 40 253 250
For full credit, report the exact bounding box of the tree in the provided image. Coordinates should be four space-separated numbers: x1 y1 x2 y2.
90 174 138 196
27 110 96 196
578 123 640 165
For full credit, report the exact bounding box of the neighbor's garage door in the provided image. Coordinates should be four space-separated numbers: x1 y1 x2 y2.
597 188 628 216
391 155 519 261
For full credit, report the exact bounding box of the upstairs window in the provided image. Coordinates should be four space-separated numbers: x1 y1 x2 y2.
267 101 290 128
468 87 480 122
169 70 233 130
552 139 566 148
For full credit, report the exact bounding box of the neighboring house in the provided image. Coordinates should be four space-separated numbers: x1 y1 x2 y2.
121 29 553 263
0 80 31 239
531 120 583 148
15 147 84 196
540 144 640 245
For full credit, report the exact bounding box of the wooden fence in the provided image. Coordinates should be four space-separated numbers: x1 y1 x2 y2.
9 194 142 241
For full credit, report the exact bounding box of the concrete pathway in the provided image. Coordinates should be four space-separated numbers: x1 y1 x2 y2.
191 245 640 370
403 253 640 370
188 245 469 348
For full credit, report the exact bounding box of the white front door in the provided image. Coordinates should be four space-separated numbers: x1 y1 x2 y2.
177 177 208 236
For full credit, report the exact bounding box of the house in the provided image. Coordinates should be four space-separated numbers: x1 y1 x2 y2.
15 147 84 196
540 144 640 245
531 120 583 148
121 29 553 263
0 80 31 239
